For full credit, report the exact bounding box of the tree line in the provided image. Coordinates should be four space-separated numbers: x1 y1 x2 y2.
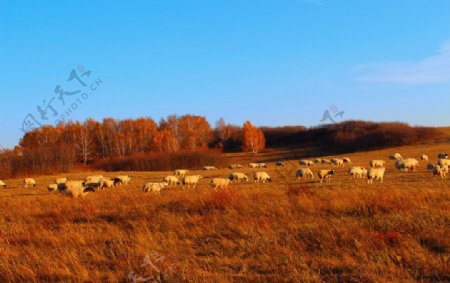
0 115 265 177
0 117 440 178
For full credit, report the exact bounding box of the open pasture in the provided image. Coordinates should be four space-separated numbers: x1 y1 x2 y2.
0 143 449 282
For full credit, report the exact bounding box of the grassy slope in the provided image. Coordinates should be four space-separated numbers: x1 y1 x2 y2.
0 142 449 282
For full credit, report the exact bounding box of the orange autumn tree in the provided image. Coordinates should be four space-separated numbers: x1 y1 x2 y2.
242 121 265 154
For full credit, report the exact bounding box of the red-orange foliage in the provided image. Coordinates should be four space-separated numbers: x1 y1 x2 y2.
242 121 265 154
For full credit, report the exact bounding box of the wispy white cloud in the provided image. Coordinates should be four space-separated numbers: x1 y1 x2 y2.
356 40 450 84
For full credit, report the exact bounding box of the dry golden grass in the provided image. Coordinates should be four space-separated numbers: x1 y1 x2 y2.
0 143 449 282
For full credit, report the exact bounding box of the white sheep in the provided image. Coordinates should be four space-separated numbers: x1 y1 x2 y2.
296 168 314 180
0 180 6 188
164 175 180 186
438 153 449 159
331 158 344 167
427 163 436 171
210 178 230 189
142 182 168 194
85 175 103 184
395 158 419 173
318 170 335 183
174 169 189 177
348 166 366 179
24 178 36 188
276 161 286 167
314 159 322 164
55 178 68 185
60 181 88 198
370 160 385 168
182 175 203 189
249 163 267 168
431 165 447 179
228 172 249 183
48 183 59 192
99 178 115 189
253 172 272 183
361 168 368 178
367 168 385 184
389 153 403 160
203 166 218 171
299 159 314 166
114 175 132 185
405 158 420 172
342 157 351 164
321 159 332 165
228 164 243 169
438 159 450 167
420 154 429 161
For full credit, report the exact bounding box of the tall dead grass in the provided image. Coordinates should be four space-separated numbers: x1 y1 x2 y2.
0 184 448 282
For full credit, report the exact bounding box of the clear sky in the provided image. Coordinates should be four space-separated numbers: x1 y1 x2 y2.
1 0 450 148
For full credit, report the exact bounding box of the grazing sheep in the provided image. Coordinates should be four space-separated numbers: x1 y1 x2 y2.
432 165 447 179
203 166 218 171
420 154 429 161
85 175 103 184
0 180 5 188
228 172 249 183
299 160 314 166
99 178 115 189
254 172 272 183
48 183 59 192
427 163 436 171
395 158 420 173
296 168 314 180
405 158 420 171
438 153 449 159
331 158 344 167
321 159 332 165
164 175 180 186
210 178 230 189
395 160 406 172
142 182 168 194
389 153 403 160
55 178 68 184
182 175 203 189
249 163 267 169
276 161 286 167
314 158 322 164
60 181 88 198
361 168 368 178
370 160 385 168
249 163 258 168
174 169 189 177
318 170 335 183
438 159 450 167
114 175 132 186
24 178 36 188
50 183 66 192
348 167 366 179
367 168 386 184
342 157 351 164
228 164 243 169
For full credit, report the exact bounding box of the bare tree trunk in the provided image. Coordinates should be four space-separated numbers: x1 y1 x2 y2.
77 128 93 165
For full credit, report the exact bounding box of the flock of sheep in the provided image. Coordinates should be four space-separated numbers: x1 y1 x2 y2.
292 152 449 184
0 152 448 197
0 175 133 198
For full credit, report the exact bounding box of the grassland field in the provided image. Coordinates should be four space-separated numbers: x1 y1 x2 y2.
0 142 449 282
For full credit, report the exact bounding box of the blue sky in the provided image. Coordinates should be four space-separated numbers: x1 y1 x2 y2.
1 0 450 148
